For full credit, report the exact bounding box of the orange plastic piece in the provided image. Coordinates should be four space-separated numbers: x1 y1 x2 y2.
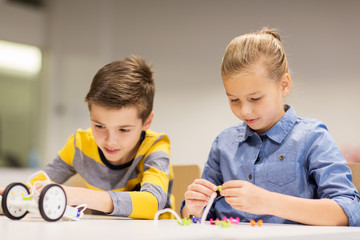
257 219 263 226
250 219 256 226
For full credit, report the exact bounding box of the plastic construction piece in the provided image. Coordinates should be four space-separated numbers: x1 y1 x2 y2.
209 217 239 227
209 218 220 226
179 218 192 225
216 185 222 199
221 220 231 228
229 217 240 224
250 219 263 227
191 216 201 223
250 219 256 226
1 171 87 222
1 182 66 222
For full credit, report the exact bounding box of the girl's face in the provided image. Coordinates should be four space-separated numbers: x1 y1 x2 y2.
90 103 153 165
222 64 291 134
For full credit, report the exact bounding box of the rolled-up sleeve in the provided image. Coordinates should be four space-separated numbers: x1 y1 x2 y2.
307 123 360 226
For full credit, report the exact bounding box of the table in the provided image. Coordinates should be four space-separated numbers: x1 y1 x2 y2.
1 214 360 240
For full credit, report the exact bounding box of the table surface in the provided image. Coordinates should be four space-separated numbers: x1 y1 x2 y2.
1 214 360 240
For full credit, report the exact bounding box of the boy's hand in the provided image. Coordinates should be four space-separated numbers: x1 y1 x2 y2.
221 180 271 215
183 179 217 217
0 187 4 195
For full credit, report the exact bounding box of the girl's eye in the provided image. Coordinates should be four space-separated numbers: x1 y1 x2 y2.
230 98 239 103
95 124 104 129
250 97 261 102
119 129 130 133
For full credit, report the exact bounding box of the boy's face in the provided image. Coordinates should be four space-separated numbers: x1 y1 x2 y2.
222 65 291 135
90 103 152 166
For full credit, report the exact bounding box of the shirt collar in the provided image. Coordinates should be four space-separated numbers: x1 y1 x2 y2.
264 104 297 144
237 104 297 144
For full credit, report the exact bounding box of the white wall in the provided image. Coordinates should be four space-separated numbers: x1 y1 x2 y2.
1 0 360 169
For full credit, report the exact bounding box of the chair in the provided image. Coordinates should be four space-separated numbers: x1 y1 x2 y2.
348 163 360 192
63 174 87 188
172 164 201 215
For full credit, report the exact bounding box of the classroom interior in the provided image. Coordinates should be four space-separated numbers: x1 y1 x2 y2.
0 0 360 239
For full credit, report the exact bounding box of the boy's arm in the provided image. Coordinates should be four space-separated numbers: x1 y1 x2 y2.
62 186 114 213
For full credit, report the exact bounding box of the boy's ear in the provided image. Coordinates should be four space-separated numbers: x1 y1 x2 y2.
280 73 291 97
142 111 154 130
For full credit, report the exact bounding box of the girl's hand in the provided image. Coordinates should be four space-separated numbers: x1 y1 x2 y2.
221 180 271 215
0 187 4 195
184 179 217 217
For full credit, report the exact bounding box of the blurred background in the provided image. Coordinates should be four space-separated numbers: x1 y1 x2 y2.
0 0 359 171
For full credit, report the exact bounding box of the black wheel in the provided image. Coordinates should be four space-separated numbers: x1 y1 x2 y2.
1 182 30 220
39 184 67 222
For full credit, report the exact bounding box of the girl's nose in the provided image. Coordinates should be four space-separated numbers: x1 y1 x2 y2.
240 103 252 117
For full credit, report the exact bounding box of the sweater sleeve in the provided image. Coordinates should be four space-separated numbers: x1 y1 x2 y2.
29 133 76 185
108 134 172 219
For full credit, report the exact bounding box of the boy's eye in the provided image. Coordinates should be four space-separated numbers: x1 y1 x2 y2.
230 98 239 103
95 124 104 129
119 129 130 133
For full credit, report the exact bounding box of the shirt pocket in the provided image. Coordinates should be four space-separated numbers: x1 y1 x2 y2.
266 154 296 186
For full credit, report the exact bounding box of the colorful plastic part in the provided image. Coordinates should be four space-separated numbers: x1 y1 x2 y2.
191 216 201 223
177 218 192 226
250 219 263 227
229 217 240 224
250 219 256 226
221 220 231 228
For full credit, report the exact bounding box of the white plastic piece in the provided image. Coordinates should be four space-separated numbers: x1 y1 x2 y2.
154 208 182 223
63 204 87 221
201 191 217 225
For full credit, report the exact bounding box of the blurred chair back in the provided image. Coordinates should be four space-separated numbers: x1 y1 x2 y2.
348 163 360 192
173 164 201 215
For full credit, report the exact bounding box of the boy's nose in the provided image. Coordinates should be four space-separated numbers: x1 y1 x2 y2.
105 131 118 145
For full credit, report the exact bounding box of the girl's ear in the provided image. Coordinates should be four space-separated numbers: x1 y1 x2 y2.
142 111 154 130
280 73 291 97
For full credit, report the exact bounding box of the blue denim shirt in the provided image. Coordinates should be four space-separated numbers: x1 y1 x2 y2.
200 105 360 226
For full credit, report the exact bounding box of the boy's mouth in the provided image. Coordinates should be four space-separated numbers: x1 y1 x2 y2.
104 147 120 154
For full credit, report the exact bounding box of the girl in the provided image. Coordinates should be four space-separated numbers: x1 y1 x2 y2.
181 28 360 226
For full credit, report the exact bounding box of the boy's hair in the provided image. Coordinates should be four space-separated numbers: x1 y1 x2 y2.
221 28 288 81
85 55 155 122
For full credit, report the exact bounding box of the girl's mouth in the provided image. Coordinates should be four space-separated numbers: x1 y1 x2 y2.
245 118 259 124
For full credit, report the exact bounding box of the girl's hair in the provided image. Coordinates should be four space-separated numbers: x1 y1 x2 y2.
221 28 288 80
85 55 155 122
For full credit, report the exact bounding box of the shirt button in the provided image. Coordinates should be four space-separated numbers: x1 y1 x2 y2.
248 174 252 180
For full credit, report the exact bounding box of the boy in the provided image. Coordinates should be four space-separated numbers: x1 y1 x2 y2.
1 55 174 219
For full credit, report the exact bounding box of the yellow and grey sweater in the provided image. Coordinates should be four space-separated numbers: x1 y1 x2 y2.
31 128 174 219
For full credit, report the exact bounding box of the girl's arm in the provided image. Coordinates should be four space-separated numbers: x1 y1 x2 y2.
182 179 217 218
221 180 348 226
269 191 348 226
